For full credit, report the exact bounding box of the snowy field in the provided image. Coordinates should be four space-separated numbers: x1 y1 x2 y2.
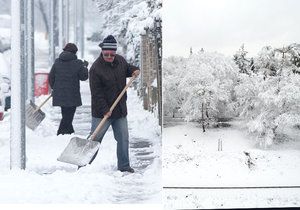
163 121 300 209
0 82 161 204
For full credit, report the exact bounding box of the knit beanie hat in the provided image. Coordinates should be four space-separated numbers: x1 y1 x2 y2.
99 35 117 51
63 43 78 54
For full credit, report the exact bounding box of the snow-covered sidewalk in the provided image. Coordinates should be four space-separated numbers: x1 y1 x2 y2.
0 82 161 203
163 121 300 209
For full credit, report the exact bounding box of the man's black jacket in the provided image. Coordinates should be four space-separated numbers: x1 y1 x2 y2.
89 54 138 119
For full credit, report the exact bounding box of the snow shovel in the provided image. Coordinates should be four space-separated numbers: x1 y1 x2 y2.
25 94 52 130
57 76 136 166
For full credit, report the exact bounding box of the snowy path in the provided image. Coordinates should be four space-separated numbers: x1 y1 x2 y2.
163 122 300 208
0 82 161 203
49 88 160 202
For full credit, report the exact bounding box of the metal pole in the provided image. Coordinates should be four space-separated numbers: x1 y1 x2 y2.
65 0 69 44
24 0 28 100
27 0 35 102
79 0 84 58
74 0 78 44
49 0 56 65
58 0 64 51
11 0 26 169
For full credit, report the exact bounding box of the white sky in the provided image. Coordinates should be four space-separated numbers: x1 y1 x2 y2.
163 0 300 58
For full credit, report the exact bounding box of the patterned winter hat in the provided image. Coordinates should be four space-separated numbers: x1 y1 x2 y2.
99 35 117 51
63 43 78 54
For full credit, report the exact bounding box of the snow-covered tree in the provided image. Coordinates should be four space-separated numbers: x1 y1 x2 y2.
287 43 300 73
93 0 162 64
254 46 280 77
164 51 239 131
163 56 187 117
233 44 250 74
165 42 300 144
234 60 300 147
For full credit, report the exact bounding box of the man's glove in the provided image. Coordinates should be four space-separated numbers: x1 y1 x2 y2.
83 60 89 67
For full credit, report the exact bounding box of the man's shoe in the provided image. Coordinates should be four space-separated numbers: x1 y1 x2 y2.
120 167 134 173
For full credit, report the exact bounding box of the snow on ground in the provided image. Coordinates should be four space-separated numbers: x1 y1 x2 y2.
163 121 300 209
164 188 300 209
0 81 161 203
0 2 161 205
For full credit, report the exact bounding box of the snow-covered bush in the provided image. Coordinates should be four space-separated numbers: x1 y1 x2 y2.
232 43 300 147
163 51 239 126
234 64 300 147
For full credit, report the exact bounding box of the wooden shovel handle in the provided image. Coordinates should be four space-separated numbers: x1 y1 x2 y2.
90 76 136 141
34 94 52 112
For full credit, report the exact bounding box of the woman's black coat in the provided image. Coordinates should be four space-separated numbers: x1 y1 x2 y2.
49 51 88 107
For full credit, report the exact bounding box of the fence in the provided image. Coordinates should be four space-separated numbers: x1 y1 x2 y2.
139 18 162 126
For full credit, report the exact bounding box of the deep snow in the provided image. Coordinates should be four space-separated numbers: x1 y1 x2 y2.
0 80 161 204
1 0 162 206
163 121 300 209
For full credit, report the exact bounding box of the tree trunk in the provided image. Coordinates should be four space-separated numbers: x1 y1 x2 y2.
206 104 209 126
202 102 205 132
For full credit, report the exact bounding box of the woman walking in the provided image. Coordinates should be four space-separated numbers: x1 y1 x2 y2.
49 43 88 135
